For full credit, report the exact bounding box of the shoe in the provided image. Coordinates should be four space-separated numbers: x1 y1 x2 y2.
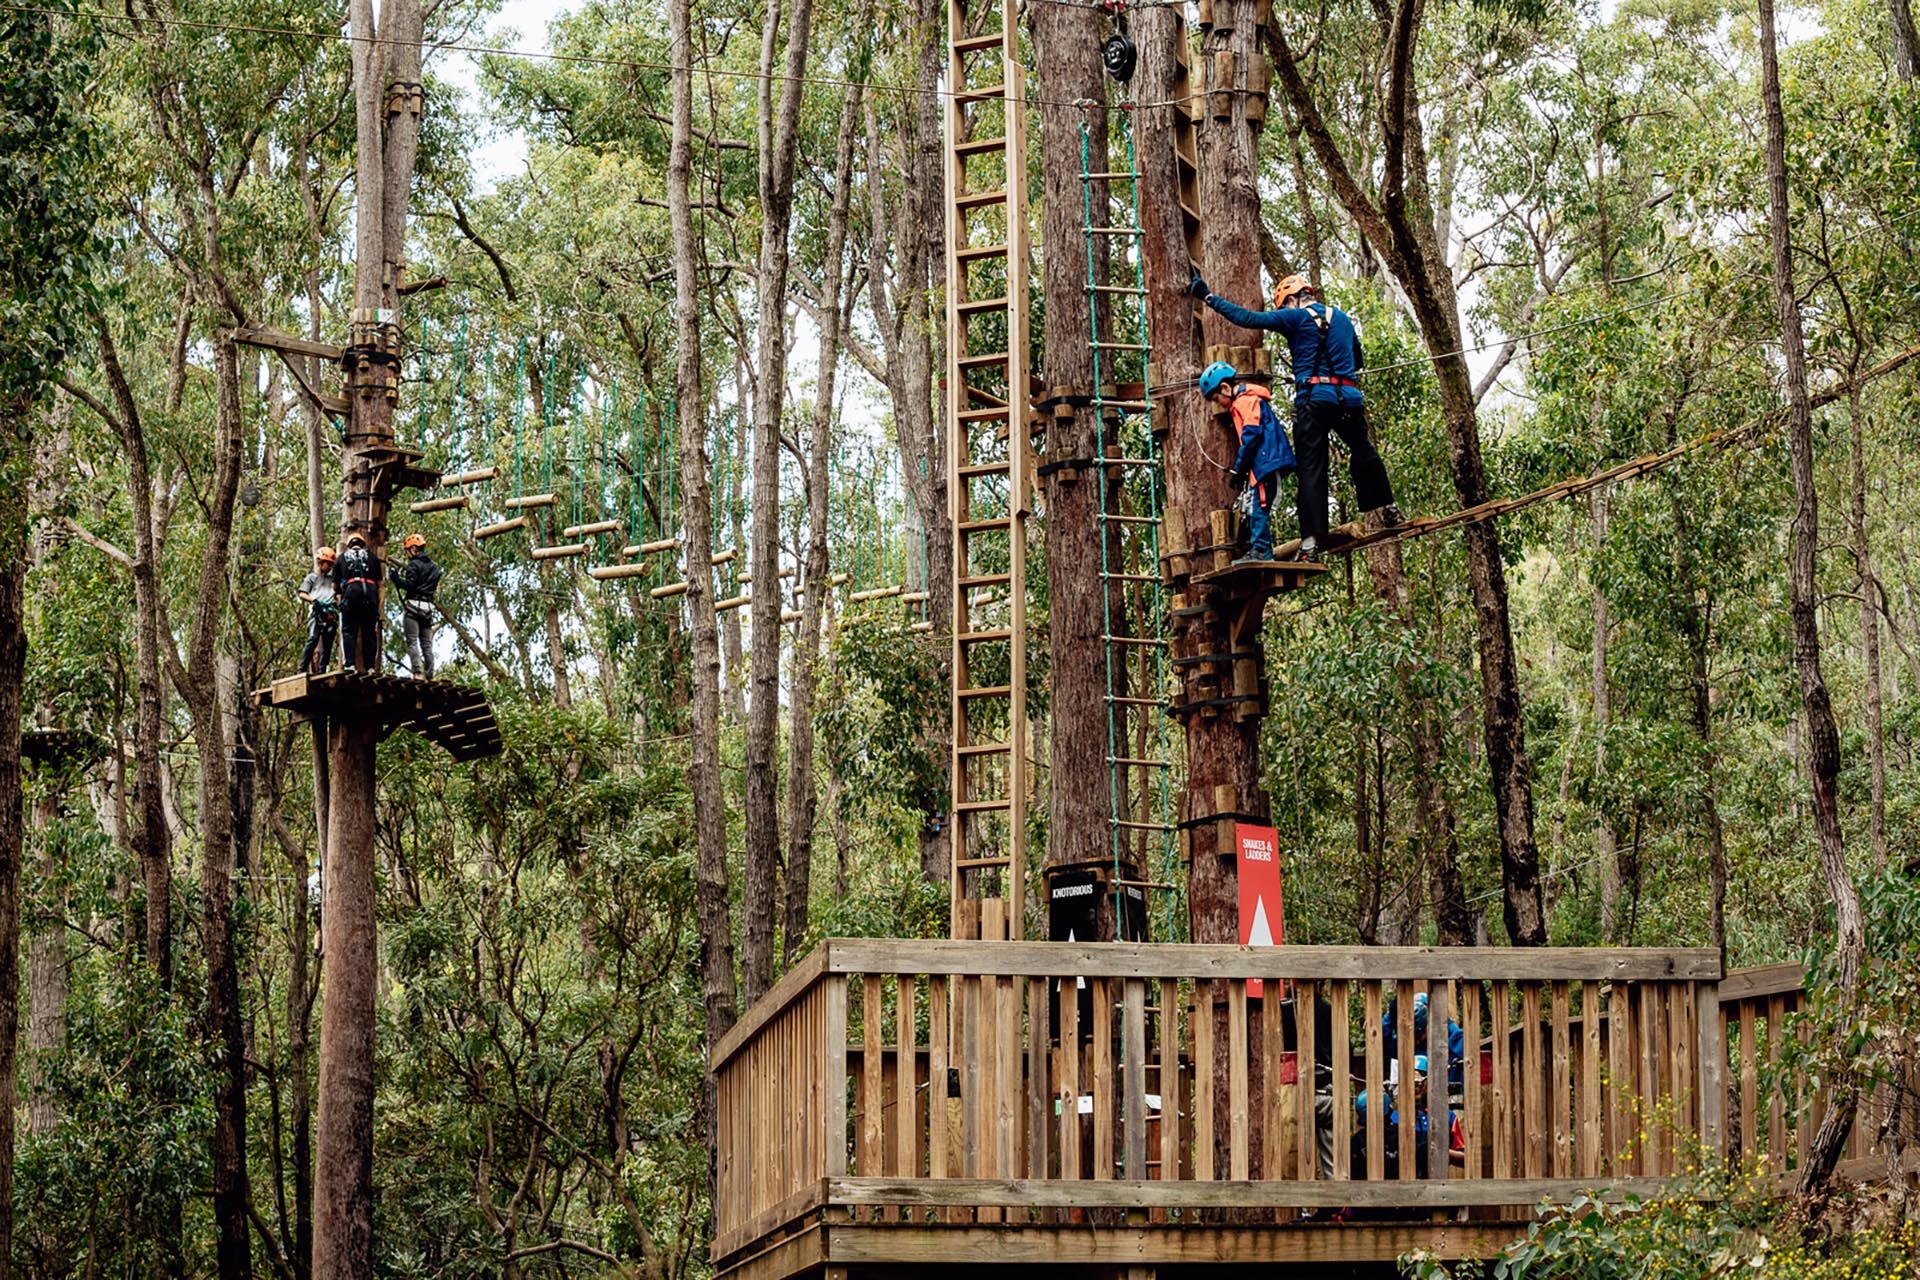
1232 549 1272 566
1298 538 1322 563
1381 504 1404 528
341 664 357 675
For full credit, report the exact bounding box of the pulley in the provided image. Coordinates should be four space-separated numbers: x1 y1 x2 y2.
1101 26 1137 83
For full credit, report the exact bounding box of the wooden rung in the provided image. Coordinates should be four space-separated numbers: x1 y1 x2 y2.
1107 696 1166 707
440 467 500 486
960 573 1010 588
951 32 1004 54
909 621 934 633
531 543 587 560
473 516 529 539
958 684 1012 699
639 536 683 554
1108 756 1171 768
957 244 1009 262
408 495 469 514
829 572 850 586
737 567 795 583
958 517 1012 533
711 549 738 566
1115 820 1175 832
562 519 623 538
958 353 1010 371
953 135 1007 157
849 585 903 602
959 406 1012 423
955 799 1012 814
955 856 1012 868
650 581 690 599
715 594 751 612
954 188 1009 212
902 591 929 603
957 296 1011 315
502 493 556 510
957 743 1010 757
586 562 650 581
954 83 1006 104
960 629 1012 644
959 463 1011 479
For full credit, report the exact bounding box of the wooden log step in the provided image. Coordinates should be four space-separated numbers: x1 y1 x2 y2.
409 495 469 514
715 594 751 612
781 610 803 623
736 567 795 583
956 799 1012 814
650 581 690 600
562 519 623 538
531 543 587 560
849 585 903 603
960 572 1011 588
637 536 683 554
502 493 556 510
957 742 1011 757
910 621 934 633
950 31 1005 54
711 549 737 566
955 855 1012 869
830 572 850 586
440 466 500 486
586 563 650 581
953 83 1007 104
956 243 1009 263
902 590 930 603
954 188 1009 212
957 296 1011 316
953 136 1007 158
960 628 1012 644
473 516 529 539
957 684 1013 700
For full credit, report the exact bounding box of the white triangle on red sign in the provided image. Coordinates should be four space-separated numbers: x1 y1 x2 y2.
1248 897 1274 947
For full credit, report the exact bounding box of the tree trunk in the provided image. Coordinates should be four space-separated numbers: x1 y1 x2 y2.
1848 386 1888 870
1035 0 1117 894
1893 0 1920 80
672 0 739 1074
0 390 31 1280
1757 0 1865 1199
1270 11 1547 944
743 0 815 1005
1589 486 1624 942
26 784 63 1138
784 66 863 963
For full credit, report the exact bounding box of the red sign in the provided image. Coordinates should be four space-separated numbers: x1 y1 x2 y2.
1235 822 1285 996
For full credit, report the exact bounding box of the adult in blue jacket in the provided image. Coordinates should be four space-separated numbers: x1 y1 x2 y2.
1189 272 1400 560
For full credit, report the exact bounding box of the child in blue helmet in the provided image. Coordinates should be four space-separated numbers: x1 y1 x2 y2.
1199 361 1295 564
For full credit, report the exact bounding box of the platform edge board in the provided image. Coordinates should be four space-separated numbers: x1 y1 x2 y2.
713 1223 827 1280
811 1222 1529 1268
816 939 1722 982
824 1175 1688 1211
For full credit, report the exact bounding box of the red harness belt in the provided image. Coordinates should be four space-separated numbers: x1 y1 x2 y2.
1300 375 1360 388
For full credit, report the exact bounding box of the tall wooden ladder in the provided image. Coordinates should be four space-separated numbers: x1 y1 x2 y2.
944 0 1032 942
1080 106 1179 941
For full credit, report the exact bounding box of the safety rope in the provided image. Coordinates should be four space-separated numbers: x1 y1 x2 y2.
1081 106 1180 942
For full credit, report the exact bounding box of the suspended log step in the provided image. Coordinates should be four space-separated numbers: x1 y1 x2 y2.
587 562 650 581
849 584 904 603
910 621 934 633
902 590 930 604
830 572 850 586
711 549 738 566
409 495 470 514
531 543 587 560
639 536 683 554
474 516 530 539
715 594 751 613
502 493 556 510
782 610 803 623
737 567 795 584
562 519 623 538
651 581 690 600
440 466 500 487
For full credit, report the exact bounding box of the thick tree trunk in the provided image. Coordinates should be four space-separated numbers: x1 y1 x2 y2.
1892 0 1920 80
0 391 31 1280
672 0 739 1071
1848 387 1888 869
784 70 863 963
1035 0 1117 891
1757 0 1865 1200
1589 486 1625 942
26 785 63 1138
743 0 815 1005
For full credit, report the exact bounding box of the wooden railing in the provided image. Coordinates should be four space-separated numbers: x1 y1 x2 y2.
711 940 1737 1260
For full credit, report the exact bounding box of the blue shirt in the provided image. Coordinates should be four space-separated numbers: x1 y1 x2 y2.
1206 294 1367 409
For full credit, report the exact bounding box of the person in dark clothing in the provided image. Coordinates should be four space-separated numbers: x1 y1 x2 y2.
1381 990 1467 1094
297 546 339 675
1189 273 1400 561
1198 360 1295 563
389 532 445 679
1280 988 1340 1178
332 533 382 674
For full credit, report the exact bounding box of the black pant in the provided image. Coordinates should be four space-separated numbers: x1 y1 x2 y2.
1295 399 1394 543
299 613 336 674
341 601 380 672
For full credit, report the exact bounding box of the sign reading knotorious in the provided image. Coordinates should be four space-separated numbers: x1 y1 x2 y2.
1235 822 1284 996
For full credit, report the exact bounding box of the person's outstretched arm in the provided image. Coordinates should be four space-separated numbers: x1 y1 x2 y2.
1189 274 1295 333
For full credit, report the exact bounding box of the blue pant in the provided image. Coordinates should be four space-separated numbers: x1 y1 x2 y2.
1244 471 1283 559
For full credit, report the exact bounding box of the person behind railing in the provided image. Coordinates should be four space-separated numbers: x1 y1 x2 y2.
1355 1054 1465 1179
1280 988 1338 1178
1382 990 1466 1098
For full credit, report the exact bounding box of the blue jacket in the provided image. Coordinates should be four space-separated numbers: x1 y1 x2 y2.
1207 294 1367 409
1227 383 1296 480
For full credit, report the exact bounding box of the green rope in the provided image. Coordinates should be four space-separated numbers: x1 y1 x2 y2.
512 340 527 501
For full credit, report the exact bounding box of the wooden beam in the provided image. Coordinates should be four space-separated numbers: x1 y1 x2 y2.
819 940 1722 982
824 1173 1690 1210
1715 963 1804 1004
231 325 346 363
816 1222 1528 1268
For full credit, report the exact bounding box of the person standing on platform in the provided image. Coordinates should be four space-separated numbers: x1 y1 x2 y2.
1189 273 1400 561
1199 361 1294 564
333 533 382 674
389 532 444 680
297 546 339 675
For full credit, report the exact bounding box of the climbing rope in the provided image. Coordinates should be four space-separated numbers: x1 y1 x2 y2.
1081 107 1180 942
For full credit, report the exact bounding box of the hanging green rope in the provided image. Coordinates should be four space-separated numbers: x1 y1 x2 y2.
450 310 468 470
511 340 527 502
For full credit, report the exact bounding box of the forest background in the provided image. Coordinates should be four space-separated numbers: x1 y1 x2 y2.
1 0 1918 1272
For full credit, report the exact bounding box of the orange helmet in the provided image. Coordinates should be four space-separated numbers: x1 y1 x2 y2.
316 546 337 563
1273 274 1315 306
402 533 426 551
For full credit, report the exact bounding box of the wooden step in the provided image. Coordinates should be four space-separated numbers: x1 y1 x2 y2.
955 855 1013 869
959 628 1013 644
955 82 1007 104
951 32 1005 55
957 742 1011 756
958 462 1011 479
960 572 1011 588
958 517 1012 533
957 683 1012 699
957 244 1009 262
954 188 1009 212
954 135 1007 157
957 296 1011 315
958 351 1010 370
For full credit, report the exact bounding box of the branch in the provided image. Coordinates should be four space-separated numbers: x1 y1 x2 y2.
435 602 514 684
60 517 133 569
449 196 518 301
503 1239 620 1266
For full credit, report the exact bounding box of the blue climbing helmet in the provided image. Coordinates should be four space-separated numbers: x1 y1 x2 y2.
1197 361 1236 398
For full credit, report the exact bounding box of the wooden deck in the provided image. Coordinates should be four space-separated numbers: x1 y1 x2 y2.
708 940 1892 1279
251 670 502 761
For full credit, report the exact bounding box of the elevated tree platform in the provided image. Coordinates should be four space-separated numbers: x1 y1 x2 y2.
1190 558 1328 594
251 671 503 762
22 727 106 766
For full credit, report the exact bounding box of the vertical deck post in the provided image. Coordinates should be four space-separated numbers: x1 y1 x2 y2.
825 974 849 1178
1695 979 1726 1163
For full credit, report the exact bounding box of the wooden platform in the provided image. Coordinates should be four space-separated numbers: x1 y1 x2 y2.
22 727 105 766
251 671 503 761
1192 558 1330 594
